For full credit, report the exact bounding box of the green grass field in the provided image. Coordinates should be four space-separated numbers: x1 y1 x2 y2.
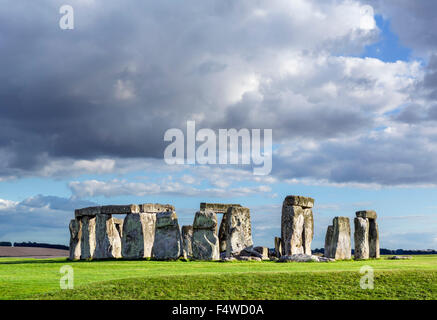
0 256 436 300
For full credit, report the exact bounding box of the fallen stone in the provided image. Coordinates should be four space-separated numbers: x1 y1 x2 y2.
101 204 140 215
278 254 334 263
192 210 220 260
240 247 263 258
69 219 82 260
94 214 122 259
236 256 262 261
80 216 96 259
283 195 314 208
387 255 413 260
181 225 193 259
121 213 156 259
152 211 182 260
225 206 253 257
254 246 269 258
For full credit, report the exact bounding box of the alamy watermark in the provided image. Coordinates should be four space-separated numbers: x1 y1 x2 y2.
360 265 374 289
60 265 74 289
164 121 272 175
59 5 74 30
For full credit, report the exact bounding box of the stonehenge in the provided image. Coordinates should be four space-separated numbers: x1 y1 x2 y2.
324 217 351 260
68 197 380 262
281 196 314 256
354 210 380 259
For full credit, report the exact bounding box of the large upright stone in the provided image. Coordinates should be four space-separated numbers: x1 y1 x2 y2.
181 225 193 259
192 210 220 260
113 218 124 238
281 196 314 256
80 215 96 259
69 219 82 260
324 225 334 258
225 206 253 257
274 237 282 258
325 217 351 260
354 217 369 259
152 211 182 260
94 214 122 259
369 219 380 258
354 210 380 259
121 213 156 259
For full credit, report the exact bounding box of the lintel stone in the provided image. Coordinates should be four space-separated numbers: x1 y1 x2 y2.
75 206 101 218
356 210 377 220
283 195 314 208
200 203 242 213
101 204 140 215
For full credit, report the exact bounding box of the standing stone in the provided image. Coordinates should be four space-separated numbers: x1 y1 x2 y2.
69 219 82 260
325 217 351 260
274 237 282 258
225 206 253 257
354 217 369 259
354 210 380 259
281 196 314 256
94 214 122 259
182 225 193 259
121 213 156 259
324 225 334 258
80 215 96 259
192 210 220 260
113 218 124 238
218 213 229 253
152 211 182 260
369 219 380 258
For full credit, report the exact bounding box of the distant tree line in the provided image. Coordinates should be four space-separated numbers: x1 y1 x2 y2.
0 241 69 250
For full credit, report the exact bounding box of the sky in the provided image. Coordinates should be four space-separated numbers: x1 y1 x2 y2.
1 0 437 250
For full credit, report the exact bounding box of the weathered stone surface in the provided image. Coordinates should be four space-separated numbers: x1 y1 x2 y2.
236 256 262 261
324 225 334 258
283 195 314 208
356 210 377 220
225 207 253 257
152 211 182 260
218 213 228 253
140 203 174 213
254 246 269 258
369 219 380 258
80 216 96 259
281 199 314 256
274 237 282 258
278 254 334 263
193 210 218 230
192 210 220 260
69 219 82 260
121 213 156 259
327 217 351 260
181 225 193 259
240 247 263 258
354 217 369 259
75 206 101 218
387 255 412 260
94 214 122 259
113 218 123 238
200 203 241 213
101 204 140 215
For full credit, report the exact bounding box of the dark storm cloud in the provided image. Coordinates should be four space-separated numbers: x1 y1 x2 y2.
0 0 383 178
